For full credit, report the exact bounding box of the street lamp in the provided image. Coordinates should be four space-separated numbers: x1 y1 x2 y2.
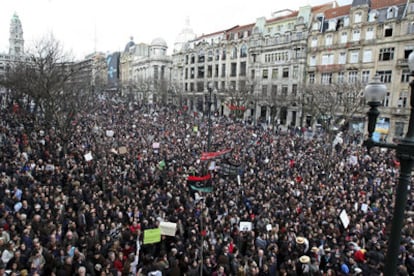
363 63 414 275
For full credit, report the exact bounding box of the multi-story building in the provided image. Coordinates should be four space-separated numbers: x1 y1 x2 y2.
248 2 335 125
307 0 414 141
119 37 172 105
171 2 335 124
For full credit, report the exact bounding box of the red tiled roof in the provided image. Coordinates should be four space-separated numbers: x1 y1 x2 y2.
325 4 352 19
371 0 407 9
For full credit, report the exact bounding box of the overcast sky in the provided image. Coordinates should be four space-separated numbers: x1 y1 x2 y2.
0 0 350 60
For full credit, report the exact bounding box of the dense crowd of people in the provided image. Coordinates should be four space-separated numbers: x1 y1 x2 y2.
0 95 413 276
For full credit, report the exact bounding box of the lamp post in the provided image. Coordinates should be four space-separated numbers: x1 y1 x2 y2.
363 59 414 275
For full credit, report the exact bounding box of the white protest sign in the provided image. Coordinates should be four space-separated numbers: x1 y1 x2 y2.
106 130 114 137
266 224 272 231
339 209 350 229
152 142 160 149
84 152 93 161
361 203 368 213
208 161 216 170
239 221 252 232
159 221 177 237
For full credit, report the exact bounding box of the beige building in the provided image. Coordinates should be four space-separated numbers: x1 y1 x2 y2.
120 37 172 105
306 0 414 141
171 3 336 124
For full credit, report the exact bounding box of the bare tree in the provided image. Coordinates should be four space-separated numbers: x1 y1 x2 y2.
226 86 250 119
1 34 97 153
301 80 366 173
302 81 365 131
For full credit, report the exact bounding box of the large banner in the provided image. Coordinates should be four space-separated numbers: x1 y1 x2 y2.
106 52 120 88
200 149 232 161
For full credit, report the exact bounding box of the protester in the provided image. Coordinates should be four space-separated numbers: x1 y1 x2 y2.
0 94 412 275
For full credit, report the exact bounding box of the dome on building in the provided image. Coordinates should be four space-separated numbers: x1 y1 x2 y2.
150 37 167 47
124 37 135 52
174 17 196 52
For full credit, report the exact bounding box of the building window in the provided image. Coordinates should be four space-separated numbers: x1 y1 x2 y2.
408 22 414 34
338 72 345 83
379 47 394 61
263 69 268 79
354 12 362 23
376 70 392 83
197 66 204 78
384 26 393 37
395 122 405 137
309 56 316 66
190 67 195 79
311 37 317 47
215 49 220 60
230 63 237 77
272 68 279 79
402 69 410 83
363 50 372 63
350 51 359 63
214 65 219 77
222 49 226 60
293 66 298 78
292 84 297 96
321 73 332 84
362 70 370 83
281 85 288 97
240 45 247 58
384 92 390 107
207 51 213 62
348 71 358 83
369 11 378 22
341 32 348 43
271 85 278 96
398 91 408 107
240 62 246 76
339 52 346 64
366 27 374 40
387 7 397 19
282 68 289 78
221 64 226 77
262 85 268 97
207 65 212 78
352 29 360 41
404 48 413 58
191 55 195 64
325 35 333 46
322 54 334 65
198 50 205 63
309 72 315 84
231 47 238 59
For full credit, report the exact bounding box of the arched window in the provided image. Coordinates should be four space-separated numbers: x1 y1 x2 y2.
232 46 237 59
240 44 247 58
